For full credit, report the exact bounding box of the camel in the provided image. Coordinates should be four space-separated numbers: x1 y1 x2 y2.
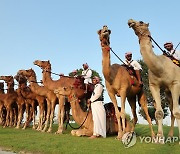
0 82 5 125
14 74 46 130
0 76 18 127
97 25 155 139
18 68 58 133
14 75 33 129
33 60 89 134
55 86 132 137
128 19 180 139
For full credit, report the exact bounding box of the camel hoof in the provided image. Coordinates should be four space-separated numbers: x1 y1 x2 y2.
15 126 20 129
55 130 63 134
47 129 52 133
71 130 76 136
168 132 174 138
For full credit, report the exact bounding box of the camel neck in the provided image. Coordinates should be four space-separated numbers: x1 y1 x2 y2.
139 38 164 75
102 46 111 82
70 99 89 127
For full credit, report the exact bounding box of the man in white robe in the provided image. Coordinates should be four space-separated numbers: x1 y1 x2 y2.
88 76 106 139
82 63 92 93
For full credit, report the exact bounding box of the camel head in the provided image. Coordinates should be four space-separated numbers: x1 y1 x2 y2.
0 75 14 84
18 69 36 80
128 19 151 38
34 60 51 72
97 25 111 46
54 86 72 95
14 73 27 85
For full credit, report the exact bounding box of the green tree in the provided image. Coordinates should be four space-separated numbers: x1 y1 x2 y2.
138 59 169 122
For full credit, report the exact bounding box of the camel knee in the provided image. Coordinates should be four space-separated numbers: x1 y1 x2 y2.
155 110 164 120
173 111 180 119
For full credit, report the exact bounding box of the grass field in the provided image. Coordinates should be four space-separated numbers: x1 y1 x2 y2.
0 124 179 154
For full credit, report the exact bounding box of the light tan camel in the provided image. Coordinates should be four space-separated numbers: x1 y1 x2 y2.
128 19 180 139
97 25 155 139
18 68 58 133
34 60 88 134
55 86 132 136
0 76 18 127
14 74 46 130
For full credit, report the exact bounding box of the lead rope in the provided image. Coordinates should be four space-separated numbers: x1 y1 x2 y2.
66 97 90 129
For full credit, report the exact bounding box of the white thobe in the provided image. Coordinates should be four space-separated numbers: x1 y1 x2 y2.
124 60 142 70
82 68 92 84
90 83 106 138
169 49 180 61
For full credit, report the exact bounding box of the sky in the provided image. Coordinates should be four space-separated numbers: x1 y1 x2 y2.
0 0 180 125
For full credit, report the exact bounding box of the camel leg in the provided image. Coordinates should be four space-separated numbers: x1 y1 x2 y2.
37 104 44 131
138 91 155 137
56 96 65 134
127 97 137 132
119 90 127 134
171 86 180 138
9 108 13 127
107 88 123 139
23 103 30 129
42 99 51 132
167 99 175 137
149 84 164 140
16 105 23 129
0 105 3 125
47 100 56 133
32 103 36 130
75 128 93 137
4 108 10 128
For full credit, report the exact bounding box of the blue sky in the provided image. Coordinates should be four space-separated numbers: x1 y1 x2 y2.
0 0 179 125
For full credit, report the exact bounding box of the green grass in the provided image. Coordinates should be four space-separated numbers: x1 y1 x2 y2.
0 124 179 154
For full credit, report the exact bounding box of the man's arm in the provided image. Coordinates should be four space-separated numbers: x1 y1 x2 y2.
90 84 103 102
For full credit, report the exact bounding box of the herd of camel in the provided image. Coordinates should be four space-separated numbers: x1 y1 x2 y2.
0 19 180 143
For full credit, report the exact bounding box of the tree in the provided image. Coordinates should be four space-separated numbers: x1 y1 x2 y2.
138 59 169 122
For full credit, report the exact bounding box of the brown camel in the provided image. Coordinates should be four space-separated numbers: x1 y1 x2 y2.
18 68 58 133
34 60 89 134
14 74 46 130
55 86 132 136
14 75 33 129
0 82 5 125
128 19 180 139
97 25 155 139
0 76 18 127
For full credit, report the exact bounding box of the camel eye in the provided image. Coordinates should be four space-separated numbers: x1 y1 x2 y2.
140 21 144 24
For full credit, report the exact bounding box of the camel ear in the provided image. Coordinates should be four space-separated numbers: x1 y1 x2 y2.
147 23 149 27
97 29 102 35
108 30 111 34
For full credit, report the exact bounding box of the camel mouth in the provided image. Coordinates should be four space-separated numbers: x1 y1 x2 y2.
128 19 136 28
128 22 135 28
33 60 38 65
